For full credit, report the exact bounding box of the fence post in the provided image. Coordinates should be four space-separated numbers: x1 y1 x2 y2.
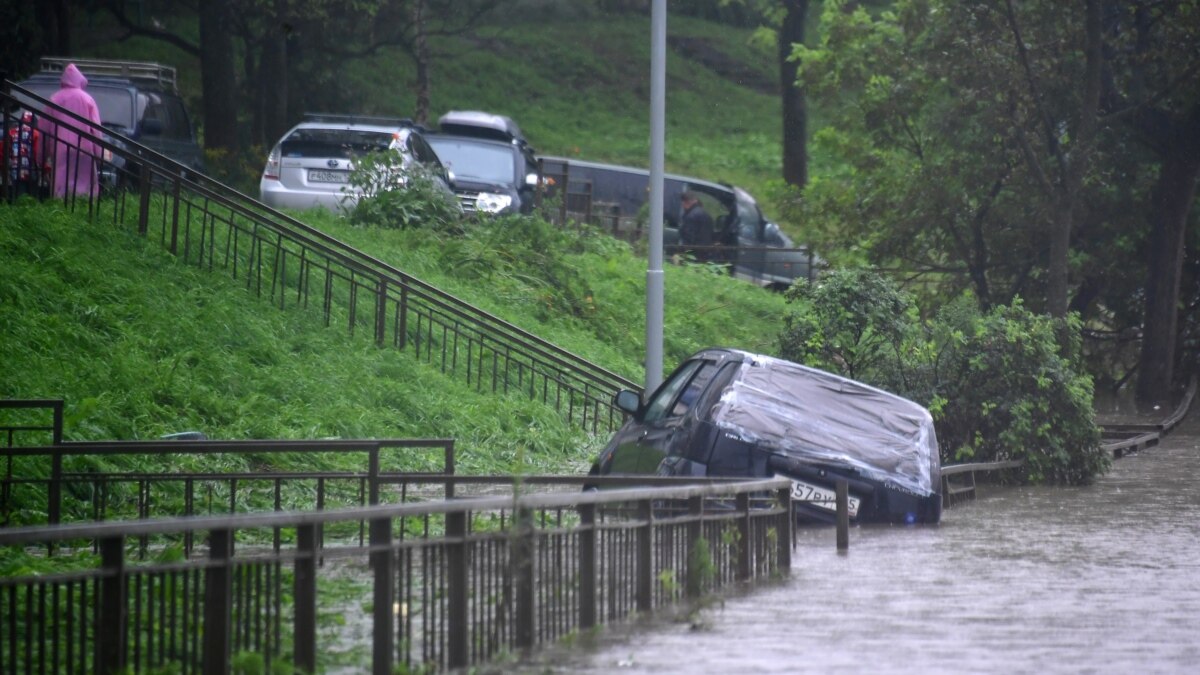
169 174 182 255
514 506 535 650
836 479 849 551
398 284 408 350
447 510 468 669
97 536 127 674
368 445 380 506
137 163 152 235
776 486 792 573
370 517 394 675
375 278 388 346
636 499 653 612
736 492 751 582
293 523 318 674
203 529 233 675
578 503 597 629
685 496 703 599
444 441 455 499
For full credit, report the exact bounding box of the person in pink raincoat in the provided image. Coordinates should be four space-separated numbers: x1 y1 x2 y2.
40 63 103 198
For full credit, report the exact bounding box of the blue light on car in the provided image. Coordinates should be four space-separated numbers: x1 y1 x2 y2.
475 192 513 213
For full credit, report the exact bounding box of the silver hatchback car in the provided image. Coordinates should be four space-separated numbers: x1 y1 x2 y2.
259 113 454 213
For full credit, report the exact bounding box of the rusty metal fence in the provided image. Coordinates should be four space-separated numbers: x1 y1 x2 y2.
1 81 639 435
0 477 792 674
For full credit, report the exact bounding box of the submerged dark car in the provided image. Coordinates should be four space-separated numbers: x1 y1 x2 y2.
590 348 942 524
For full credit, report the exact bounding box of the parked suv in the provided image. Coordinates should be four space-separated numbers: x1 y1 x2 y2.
425 110 539 215
16 57 205 183
259 113 455 213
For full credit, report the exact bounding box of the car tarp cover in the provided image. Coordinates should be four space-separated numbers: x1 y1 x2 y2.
711 354 939 496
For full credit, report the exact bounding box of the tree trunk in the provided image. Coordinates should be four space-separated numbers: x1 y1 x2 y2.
412 0 431 125
779 0 808 188
199 0 238 152
259 16 290 147
37 0 71 55
1136 117 1200 405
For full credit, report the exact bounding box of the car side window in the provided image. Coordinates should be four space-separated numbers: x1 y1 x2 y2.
670 361 720 417
642 360 702 423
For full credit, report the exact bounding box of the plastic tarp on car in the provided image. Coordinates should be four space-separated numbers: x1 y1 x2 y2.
710 353 939 496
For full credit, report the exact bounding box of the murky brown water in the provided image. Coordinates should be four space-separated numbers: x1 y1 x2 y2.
534 414 1200 674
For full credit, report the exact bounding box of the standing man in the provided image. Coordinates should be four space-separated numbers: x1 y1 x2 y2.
679 190 714 260
41 63 102 198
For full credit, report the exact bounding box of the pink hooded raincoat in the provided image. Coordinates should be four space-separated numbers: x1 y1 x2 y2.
41 63 102 198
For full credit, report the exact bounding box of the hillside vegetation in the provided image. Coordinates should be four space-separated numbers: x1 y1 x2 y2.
0 197 787 471
64 9 794 219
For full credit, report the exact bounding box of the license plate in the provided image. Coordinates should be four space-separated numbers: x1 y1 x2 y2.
308 169 349 183
791 480 860 518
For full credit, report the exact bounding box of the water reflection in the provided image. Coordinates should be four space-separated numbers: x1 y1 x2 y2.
538 417 1200 674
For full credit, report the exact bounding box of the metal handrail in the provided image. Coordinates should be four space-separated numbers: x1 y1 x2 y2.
2 81 640 434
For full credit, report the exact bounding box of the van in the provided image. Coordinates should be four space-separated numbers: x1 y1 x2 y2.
541 156 817 290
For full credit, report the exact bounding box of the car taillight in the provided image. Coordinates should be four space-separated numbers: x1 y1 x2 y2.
262 145 281 180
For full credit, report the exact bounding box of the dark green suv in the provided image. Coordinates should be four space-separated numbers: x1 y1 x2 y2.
17 57 205 183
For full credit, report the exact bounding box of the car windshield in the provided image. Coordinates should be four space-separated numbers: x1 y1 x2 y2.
281 128 397 159
426 138 515 184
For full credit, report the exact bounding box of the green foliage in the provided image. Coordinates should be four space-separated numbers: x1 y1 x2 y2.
346 152 462 231
779 268 1105 484
923 298 1107 484
779 267 914 381
686 536 715 598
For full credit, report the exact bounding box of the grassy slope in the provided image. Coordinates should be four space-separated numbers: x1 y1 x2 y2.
0 198 788 469
5 8 795 469
0 201 593 474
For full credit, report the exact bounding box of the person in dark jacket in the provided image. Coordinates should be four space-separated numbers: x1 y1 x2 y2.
679 190 715 260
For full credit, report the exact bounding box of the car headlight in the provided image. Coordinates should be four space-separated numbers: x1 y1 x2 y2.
475 192 513 213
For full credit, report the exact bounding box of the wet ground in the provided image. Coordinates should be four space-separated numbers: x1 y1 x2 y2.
526 412 1200 674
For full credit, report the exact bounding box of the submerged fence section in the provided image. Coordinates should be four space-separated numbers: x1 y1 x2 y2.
0 478 793 674
2 82 639 435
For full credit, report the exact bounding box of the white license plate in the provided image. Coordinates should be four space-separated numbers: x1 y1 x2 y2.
308 169 349 183
791 480 860 518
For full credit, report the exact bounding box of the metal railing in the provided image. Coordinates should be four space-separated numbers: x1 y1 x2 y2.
0 477 792 674
1 81 640 435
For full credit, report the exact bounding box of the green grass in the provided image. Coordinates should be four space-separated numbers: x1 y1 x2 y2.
0 196 788 477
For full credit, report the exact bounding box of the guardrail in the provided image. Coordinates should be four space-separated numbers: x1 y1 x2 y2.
940 460 1024 508
0 477 792 674
1098 376 1196 457
2 81 640 435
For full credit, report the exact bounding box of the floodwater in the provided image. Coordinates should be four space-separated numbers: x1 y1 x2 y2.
534 414 1200 674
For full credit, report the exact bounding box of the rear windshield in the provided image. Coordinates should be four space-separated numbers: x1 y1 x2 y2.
16 83 135 131
281 129 397 159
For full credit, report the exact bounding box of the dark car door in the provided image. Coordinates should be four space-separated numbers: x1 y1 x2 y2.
607 359 723 474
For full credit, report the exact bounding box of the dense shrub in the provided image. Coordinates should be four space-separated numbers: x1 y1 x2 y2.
779 269 1107 485
346 151 462 231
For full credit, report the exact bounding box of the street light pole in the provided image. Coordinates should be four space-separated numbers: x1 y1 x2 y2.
645 0 666 393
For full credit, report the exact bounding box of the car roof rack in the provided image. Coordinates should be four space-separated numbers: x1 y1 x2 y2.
40 57 178 91
302 112 419 128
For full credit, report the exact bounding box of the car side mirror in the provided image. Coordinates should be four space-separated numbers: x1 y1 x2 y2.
614 390 641 416
525 172 540 187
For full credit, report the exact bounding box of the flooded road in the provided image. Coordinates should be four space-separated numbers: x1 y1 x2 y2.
539 414 1200 674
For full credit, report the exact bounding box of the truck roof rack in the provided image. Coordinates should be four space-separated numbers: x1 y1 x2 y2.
40 57 178 92
302 112 418 128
